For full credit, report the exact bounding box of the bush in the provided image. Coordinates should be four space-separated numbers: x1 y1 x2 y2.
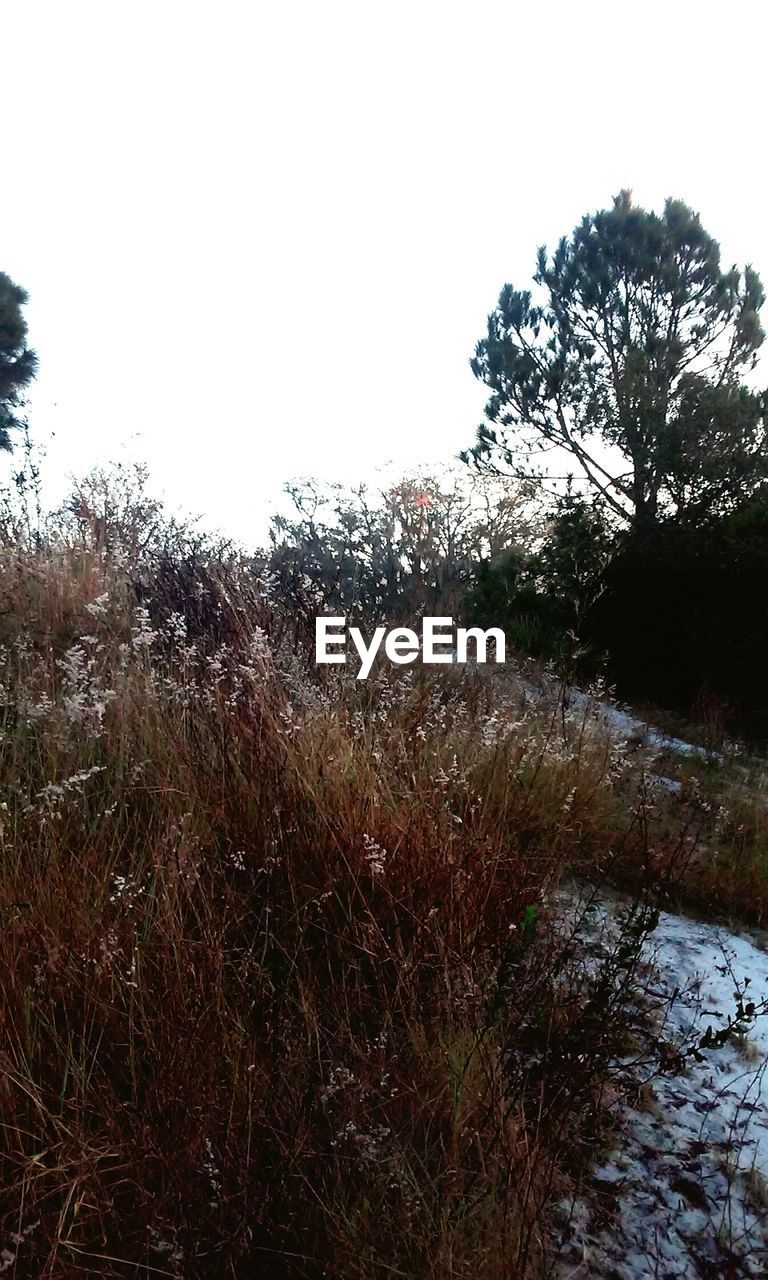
591 503 768 741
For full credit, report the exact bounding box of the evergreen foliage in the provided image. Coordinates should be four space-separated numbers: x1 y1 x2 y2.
0 272 37 449
466 192 767 532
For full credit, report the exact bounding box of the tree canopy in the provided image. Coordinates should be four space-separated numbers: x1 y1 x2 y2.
465 192 767 532
0 271 37 450
267 470 538 626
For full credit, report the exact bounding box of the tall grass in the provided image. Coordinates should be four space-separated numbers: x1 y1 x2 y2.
0 515 683 1277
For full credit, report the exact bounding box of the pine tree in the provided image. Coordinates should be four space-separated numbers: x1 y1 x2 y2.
466 192 767 532
0 272 37 450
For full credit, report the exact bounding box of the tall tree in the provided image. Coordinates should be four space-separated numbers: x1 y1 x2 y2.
0 272 37 450
465 192 767 531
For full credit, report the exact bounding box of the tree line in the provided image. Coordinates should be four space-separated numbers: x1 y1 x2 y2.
4 189 768 736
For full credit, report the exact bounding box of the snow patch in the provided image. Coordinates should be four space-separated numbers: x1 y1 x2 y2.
556 893 768 1277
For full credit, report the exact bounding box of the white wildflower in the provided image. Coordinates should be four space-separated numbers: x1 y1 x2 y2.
363 833 387 876
320 1065 358 1105
131 607 157 649
85 592 110 617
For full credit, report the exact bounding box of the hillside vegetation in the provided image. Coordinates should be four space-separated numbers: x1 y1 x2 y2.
0 482 766 1276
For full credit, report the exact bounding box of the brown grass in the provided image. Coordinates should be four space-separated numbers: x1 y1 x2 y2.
0 528 702 1277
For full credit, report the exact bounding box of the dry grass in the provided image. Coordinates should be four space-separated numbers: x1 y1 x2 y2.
612 750 768 926
0 523 697 1278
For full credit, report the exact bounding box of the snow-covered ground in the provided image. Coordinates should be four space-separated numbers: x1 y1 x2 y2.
491 660 768 1272
512 668 721 763
561 686 720 762
512 668 723 796
555 891 768 1278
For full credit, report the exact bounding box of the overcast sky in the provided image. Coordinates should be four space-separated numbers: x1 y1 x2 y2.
1 1 765 545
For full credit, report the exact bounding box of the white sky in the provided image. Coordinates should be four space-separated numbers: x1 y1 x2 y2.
0 0 766 546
